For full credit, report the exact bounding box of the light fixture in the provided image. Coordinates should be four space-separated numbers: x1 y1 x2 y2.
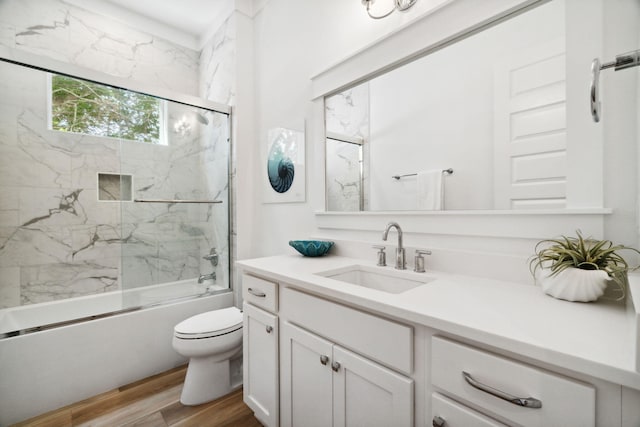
361 0 418 19
174 116 192 136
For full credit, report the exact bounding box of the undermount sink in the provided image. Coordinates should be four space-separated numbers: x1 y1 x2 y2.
316 264 435 294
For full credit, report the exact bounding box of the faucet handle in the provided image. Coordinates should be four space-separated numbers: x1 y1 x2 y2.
372 245 386 267
414 249 432 273
203 248 219 266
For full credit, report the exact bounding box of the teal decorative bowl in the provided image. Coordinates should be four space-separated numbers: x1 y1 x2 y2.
289 240 334 257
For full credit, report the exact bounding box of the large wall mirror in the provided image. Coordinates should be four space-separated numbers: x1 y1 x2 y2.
324 0 624 212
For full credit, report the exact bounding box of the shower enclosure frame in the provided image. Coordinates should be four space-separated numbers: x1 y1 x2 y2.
0 46 234 338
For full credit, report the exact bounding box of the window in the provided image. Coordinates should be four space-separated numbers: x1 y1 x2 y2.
50 74 163 144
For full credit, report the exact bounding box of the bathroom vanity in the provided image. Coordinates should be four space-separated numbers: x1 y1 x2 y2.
238 254 640 427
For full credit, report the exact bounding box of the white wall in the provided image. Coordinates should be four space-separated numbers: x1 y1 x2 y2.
248 0 639 283
601 0 640 250
249 0 451 257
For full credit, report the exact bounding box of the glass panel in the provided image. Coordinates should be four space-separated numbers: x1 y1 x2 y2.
326 137 364 211
119 101 230 308
0 57 230 334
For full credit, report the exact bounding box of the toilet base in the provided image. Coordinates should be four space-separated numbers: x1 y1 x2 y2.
180 357 231 406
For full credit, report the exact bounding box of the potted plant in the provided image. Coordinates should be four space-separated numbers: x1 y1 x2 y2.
529 231 640 302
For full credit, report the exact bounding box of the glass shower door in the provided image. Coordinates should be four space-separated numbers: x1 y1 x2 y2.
119 99 230 309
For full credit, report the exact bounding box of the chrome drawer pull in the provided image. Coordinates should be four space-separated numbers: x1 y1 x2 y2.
462 371 542 409
320 355 329 366
247 288 266 298
331 361 341 372
265 325 273 334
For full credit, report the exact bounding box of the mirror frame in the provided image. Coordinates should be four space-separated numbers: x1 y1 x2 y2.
311 0 611 239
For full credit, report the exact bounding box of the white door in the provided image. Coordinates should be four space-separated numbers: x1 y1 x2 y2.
332 346 413 427
243 303 279 427
494 38 567 209
280 322 333 427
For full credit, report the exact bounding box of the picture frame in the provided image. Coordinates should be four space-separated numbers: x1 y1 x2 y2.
263 127 306 203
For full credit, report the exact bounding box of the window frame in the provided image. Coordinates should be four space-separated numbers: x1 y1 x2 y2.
47 72 168 146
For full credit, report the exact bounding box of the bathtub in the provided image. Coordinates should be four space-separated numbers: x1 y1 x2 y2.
0 280 235 425
0 279 227 336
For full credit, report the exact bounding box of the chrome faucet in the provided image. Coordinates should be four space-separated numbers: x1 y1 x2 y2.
198 272 216 284
382 222 405 270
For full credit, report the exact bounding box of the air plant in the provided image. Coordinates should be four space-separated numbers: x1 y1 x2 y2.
529 231 640 298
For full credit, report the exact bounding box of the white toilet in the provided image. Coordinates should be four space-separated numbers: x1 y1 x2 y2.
172 306 243 405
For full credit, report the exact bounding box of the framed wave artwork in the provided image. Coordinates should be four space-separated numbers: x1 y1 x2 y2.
263 127 306 203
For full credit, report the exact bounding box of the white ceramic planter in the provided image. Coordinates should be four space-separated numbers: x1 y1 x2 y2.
538 267 610 302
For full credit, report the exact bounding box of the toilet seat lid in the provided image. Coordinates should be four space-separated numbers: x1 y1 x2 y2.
174 307 242 336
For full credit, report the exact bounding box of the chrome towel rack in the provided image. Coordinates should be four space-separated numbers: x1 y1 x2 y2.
591 49 640 122
392 168 453 180
134 199 222 204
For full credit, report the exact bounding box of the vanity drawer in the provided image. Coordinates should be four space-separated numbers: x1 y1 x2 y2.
431 392 507 427
242 274 278 313
431 336 595 427
280 286 413 374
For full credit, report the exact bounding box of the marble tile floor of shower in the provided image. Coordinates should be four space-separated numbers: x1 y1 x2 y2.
13 365 262 427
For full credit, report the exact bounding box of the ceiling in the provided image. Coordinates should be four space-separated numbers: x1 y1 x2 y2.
67 0 234 50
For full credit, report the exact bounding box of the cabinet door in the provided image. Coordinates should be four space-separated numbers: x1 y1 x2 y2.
333 346 413 427
280 322 333 427
243 303 278 427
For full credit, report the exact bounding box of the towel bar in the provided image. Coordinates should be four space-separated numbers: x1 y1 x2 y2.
591 49 640 122
392 168 453 180
134 199 222 204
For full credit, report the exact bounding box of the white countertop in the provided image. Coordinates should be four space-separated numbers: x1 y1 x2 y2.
237 254 640 390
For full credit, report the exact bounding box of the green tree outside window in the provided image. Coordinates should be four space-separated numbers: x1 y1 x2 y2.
51 75 161 144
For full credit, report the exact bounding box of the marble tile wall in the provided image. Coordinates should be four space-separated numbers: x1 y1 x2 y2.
325 84 370 211
0 62 123 306
200 15 236 105
199 14 235 292
0 1 234 309
0 64 230 309
0 0 200 95
326 139 362 211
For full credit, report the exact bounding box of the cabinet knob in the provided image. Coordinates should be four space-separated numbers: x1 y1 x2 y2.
265 325 273 334
320 355 329 365
331 361 341 372
432 415 446 427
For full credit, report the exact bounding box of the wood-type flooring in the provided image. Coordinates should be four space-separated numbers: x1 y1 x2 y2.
13 365 262 427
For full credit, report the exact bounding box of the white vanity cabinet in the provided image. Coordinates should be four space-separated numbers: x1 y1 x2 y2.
238 258 640 427
279 287 414 427
242 274 279 427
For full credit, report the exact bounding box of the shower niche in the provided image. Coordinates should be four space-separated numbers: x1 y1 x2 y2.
98 173 133 202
